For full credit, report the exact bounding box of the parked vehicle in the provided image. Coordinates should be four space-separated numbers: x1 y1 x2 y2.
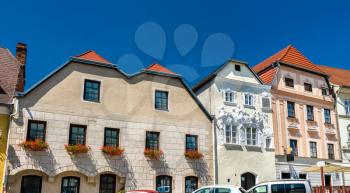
127 190 159 193
247 180 312 193
193 185 245 193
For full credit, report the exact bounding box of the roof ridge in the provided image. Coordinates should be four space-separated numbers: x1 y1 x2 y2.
73 50 111 64
279 45 293 61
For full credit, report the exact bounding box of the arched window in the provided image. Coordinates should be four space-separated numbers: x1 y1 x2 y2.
225 124 237 144
21 175 42 193
185 176 198 193
156 175 172 193
61 176 80 193
246 127 257 146
100 174 116 193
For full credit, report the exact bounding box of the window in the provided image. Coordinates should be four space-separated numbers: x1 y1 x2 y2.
235 64 241 72
146 131 160 150
155 90 168 111
186 135 198 151
285 184 306 193
27 120 46 141
324 109 331 124
156 175 172 193
246 127 257 146
83 79 100 102
244 94 254 106
325 175 332 187
345 100 350 116
195 188 211 193
290 139 298 156
69 124 86 145
225 124 237 144
287 101 295 118
304 83 313 92
285 78 294 88
21 175 42 193
299 174 307 179
251 185 267 193
306 105 314 121
322 88 329 96
185 176 198 193
262 97 271 108
271 184 285 193
328 144 334 160
214 188 231 193
61 177 80 193
104 128 119 147
281 172 291 179
309 142 317 158
99 174 116 193
224 90 234 103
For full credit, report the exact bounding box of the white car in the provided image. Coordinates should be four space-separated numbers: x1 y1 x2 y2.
193 185 245 193
247 180 312 193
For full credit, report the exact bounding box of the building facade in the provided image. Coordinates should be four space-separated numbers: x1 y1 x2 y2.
0 43 26 192
193 60 276 190
6 51 213 193
254 45 342 187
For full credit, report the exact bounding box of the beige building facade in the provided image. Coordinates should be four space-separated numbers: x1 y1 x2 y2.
6 51 213 193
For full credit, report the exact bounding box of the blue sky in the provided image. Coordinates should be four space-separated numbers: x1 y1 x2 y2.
1 0 350 89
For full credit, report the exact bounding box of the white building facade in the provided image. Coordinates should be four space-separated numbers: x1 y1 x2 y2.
193 60 276 190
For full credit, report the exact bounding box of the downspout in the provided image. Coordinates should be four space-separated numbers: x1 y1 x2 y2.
209 78 218 184
334 85 343 162
3 98 18 192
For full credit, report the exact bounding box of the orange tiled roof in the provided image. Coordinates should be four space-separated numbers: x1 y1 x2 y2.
253 45 324 74
318 65 350 87
145 63 176 75
258 68 278 85
74 50 111 64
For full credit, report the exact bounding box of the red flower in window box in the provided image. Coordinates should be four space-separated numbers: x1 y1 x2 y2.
184 150 203 160
101 146 124 156
144 148 163 160
19 139 49 151
64 144 90 154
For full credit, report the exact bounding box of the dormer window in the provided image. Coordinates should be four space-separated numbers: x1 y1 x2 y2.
304 83 313 92
235 64 241 72
322 88 330 96
224 90 234 103
285 78 294 88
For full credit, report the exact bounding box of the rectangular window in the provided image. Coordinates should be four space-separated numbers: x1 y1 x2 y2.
290 139 298 156
27 120 46 141
262 97 271 108
285 184 306 193
185 135 198 151
345 100 350 116
246 127 257 146
244 94 254 106
322 88 329 96
299 174 307 179
281 172 291 179
21 175 42 193
83 79 100 102
306 105 314 121
104 128 119 147
146 131 160 150
224 91 234 103
99 174 116 193
324 109 331 124
235 64 241 71
285 78 294 88
304 83 313 92
287 101 295 118
225 124 237 144
309 142 317 158
328 144 334 160
69 124 86 145
155 90 168 111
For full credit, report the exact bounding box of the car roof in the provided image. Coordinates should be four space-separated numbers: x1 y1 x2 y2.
248 180 310 191
199 185 242 189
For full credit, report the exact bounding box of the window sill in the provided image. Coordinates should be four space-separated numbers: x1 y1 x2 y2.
224 101 237 106
224 143 243 151
244 105 255 109
262 107 272 112
83 99 101 103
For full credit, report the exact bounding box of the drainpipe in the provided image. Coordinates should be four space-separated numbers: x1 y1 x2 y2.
334 86 343 161
213 116 218 185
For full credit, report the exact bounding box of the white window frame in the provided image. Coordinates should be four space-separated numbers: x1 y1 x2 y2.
245 127 258 146
224 124 238 144
224 90 235 103
345 100 350 116
244 93 254 106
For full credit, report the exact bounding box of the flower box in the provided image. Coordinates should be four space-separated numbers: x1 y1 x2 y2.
65 144 90 154
184 150 203 160
101 146 124 156
144 148 163 160
19 139 48 151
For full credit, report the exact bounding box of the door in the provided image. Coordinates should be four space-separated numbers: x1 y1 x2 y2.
100 174 116 193
241 172 256 190
61 177 80 193
185 176 198 193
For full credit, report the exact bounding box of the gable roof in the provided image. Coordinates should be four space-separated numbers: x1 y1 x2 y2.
73 50 112 64
0 48 21 104
253 45 326 84
318 65 350 87
21 50 212 121
192 59 263 92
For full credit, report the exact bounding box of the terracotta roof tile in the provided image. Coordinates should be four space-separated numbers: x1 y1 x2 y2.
318 65 350 87
145 63 177 75
258 68 278 84
74 50 111 64
0 48 20 103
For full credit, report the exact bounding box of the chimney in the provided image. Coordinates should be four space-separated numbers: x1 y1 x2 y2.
15 42 27 92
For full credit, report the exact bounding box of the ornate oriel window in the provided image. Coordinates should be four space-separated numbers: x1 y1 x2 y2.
225 124 237 144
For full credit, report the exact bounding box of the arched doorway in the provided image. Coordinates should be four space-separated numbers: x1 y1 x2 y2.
241 172 256 190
